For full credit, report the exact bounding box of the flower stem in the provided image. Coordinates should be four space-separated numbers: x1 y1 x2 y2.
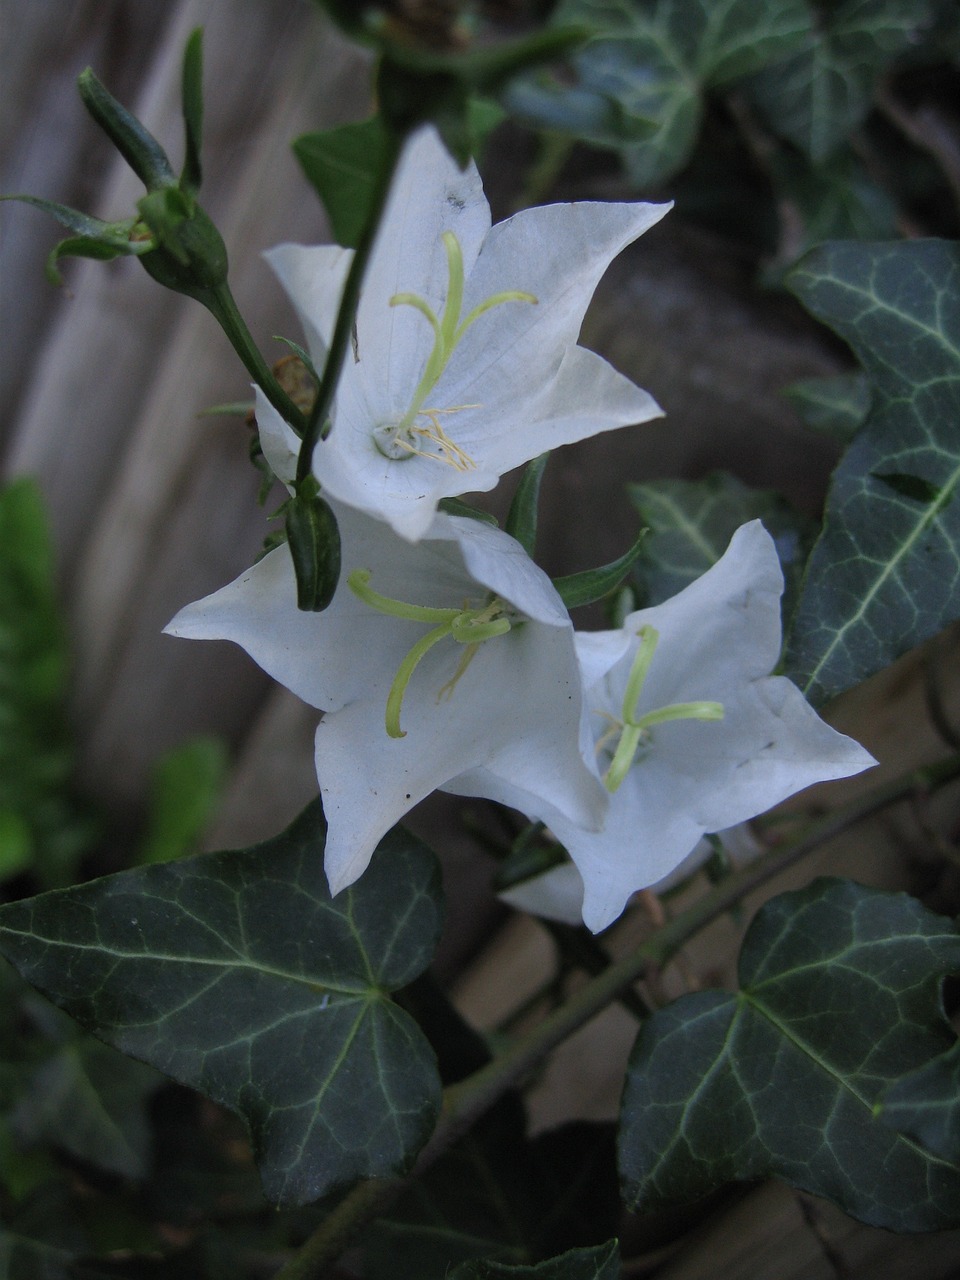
204 281 307 434
296 128 405 485
271 750 960 1279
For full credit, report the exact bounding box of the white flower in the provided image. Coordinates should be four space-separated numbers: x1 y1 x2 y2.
165 502 608 895
265 125 669 540
484 521 876 933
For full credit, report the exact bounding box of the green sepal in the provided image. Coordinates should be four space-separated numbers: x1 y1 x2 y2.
553 532 646 610
294 117 391 249
505 453 549 556
437 497 499 526
1 195 147 284
180 28 204 194
77 66 175 191
136 188 228 292
285 479 342 611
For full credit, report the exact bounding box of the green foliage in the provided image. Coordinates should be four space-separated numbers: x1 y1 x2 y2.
0 802 445 1206
743 1 932 162
450 1241 619 1279
366 1117 619 1278
553 533 647 609
784 238 960 703
784 371 871 443
619 878 960 1230
294 118 391 249
506 453 551 557
0 480 97 889
135 738 229 866
628 472 813 616
881 1039 960 1163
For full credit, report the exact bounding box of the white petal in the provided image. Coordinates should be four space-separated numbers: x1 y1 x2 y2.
255 389 301 488
265 242 353 368
498 861 586 926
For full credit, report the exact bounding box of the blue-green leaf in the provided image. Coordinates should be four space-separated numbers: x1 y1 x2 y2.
628 472 813 614
784 371 871 443
0 802 444 1206
784 239 960 703
745 1 934 162
881 1040 960 1164
619 878 960 1231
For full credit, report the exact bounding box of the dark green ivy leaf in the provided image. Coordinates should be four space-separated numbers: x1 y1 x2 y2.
450 1240 619 1280
628 472 813 617
619 878 960 1231
0 801 445 1206
11 1039 159 1179
881 1039 960 1164
784 239 960 703
744 0 934 162
510 0 809 183
784 371 871 443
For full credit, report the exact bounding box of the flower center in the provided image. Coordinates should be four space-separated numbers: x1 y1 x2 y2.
598 625 724 793
372 231 537 470
348 568 514 739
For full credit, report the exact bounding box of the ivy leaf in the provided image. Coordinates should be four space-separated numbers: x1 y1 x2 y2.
784 371 871 443
0 802 444 1206
11 1040 159 1179
450 1241 620 1280
293 118 390 249
619 878 960 1231
745 0 934 162
510 0 809 183
784 239 960 704
881 1040 960 1163
628 472 813 616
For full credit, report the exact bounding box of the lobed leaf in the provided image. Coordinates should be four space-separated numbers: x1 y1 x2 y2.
881 1039 960 1163
619 878 960 1231
0 802 445 1206
784 371 871 444
628 472 813 615
744 0 932 162
784 238 960 703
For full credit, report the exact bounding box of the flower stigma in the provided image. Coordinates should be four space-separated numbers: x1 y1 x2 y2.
372 231 537 470
599 625 724 793
348 568 513 739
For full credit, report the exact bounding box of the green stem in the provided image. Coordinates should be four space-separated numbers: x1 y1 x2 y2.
296 128 406 485
272 750 960 1279
204 282 307 434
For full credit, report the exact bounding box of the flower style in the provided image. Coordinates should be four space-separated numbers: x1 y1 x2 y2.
486 522 877 933
262 125 669 540
165 501 608 895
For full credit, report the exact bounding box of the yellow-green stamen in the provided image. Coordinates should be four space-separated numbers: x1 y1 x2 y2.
374 231 537 469
603 625 724 793
348 568 513 739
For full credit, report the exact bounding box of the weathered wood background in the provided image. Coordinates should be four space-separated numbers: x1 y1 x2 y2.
2 2 958 1275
